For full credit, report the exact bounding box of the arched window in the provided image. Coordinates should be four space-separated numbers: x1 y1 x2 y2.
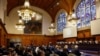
57 12 67 33
76 0 96 28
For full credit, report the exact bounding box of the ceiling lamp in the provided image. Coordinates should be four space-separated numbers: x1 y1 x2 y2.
48 22 56 34
68 10 77 26
17 0 36 22
15 19 25 30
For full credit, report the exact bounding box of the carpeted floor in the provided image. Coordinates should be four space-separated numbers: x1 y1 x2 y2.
80 50 99 56
81 53 99 56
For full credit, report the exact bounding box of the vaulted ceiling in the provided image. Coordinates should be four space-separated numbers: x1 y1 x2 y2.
7 0 76 21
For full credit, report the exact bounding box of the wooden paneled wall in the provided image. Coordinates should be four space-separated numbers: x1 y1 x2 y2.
0 19 8 46
77 29 100 41
0 18 100 46
95 35 100 42
7 29 100 46
55 29 100 43
7 34 62 46
77 29 91 38
65 38 76 42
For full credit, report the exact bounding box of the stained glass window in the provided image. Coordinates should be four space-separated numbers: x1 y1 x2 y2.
76 0 96 28
57 12 67 33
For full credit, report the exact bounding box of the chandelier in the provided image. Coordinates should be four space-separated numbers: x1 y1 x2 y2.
48 22 56 34
17 0 36 22
68 10 77 26
15 19 25 30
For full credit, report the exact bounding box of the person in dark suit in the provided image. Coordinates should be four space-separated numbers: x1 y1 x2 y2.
71 45 81 56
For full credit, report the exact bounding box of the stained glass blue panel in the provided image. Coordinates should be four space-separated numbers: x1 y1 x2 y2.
91 0 95 5
57 12 67 33
76 9 80 18
91 5 96 20
76 0 96 29
81 17 85 27
81 8 85 17
77 19 82 28
85 0 90 7
85 7 91 25
80 0 85 8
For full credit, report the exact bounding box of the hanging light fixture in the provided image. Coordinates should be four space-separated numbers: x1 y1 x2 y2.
17 0 36 22
68 9 77 26
15 19 25 30
48 22 56 34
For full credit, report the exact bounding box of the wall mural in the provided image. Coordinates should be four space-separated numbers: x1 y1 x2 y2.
24 15 42 34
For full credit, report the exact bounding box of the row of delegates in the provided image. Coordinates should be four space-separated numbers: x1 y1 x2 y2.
33 44 81 56
0 44 81 56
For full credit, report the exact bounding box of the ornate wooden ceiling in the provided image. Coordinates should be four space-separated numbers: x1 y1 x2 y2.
7 0 76 21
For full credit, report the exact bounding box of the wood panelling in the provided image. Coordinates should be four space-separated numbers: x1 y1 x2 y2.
77 32 84 38
7 34 62 46
55 29 100 43
77 29 91 38
55 34 76 42
0 17 100 46
65 38 76 42
0 29 1 45
0 19 8 46
6 29 100 46
95 35 100 41
77 29 100 42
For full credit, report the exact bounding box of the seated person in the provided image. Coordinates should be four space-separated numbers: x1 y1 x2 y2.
71 45 81 56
